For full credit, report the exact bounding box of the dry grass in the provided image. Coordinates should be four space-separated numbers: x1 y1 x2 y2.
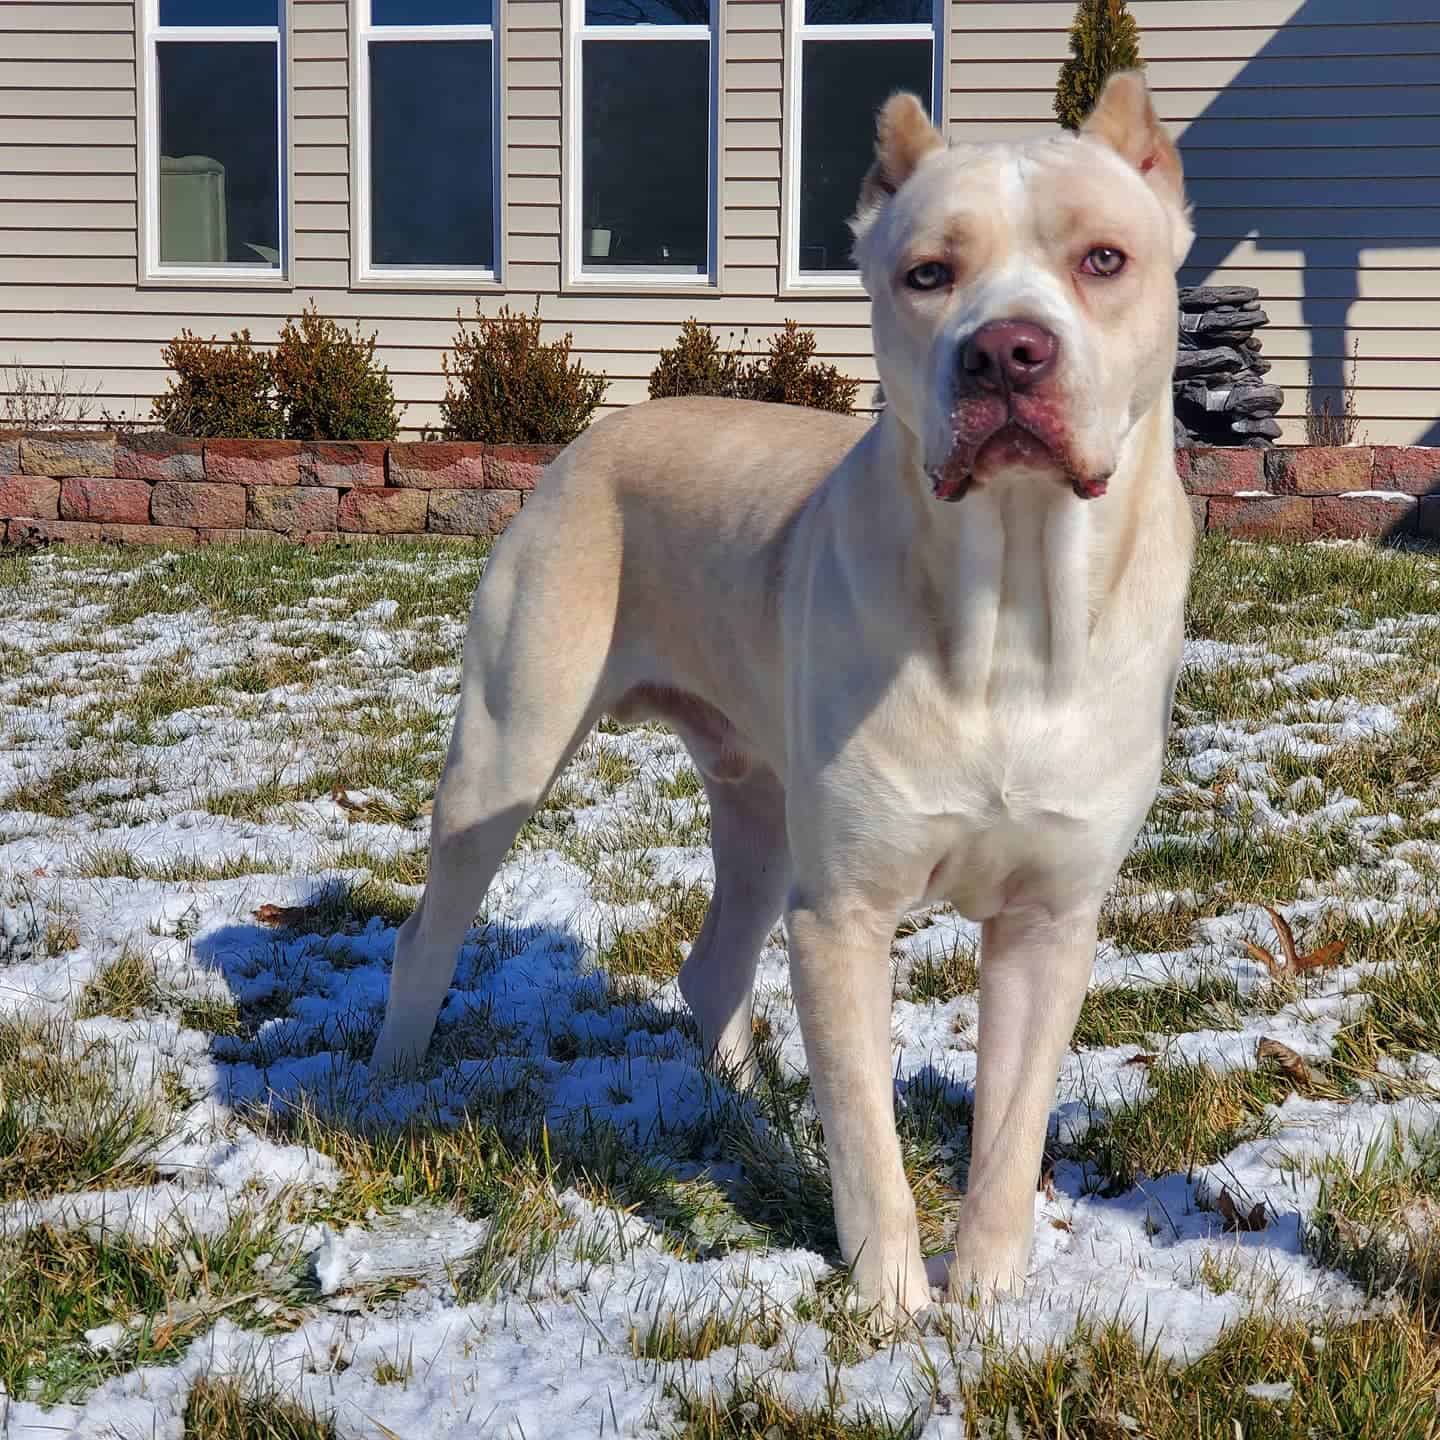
183 1379 335 1440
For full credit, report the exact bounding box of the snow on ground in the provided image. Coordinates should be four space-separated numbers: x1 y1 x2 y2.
0 542 1437 1437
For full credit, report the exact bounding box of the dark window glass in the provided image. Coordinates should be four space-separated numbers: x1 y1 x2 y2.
804 0 930 22
157 41 280 267
581 40 708 271
371 0 493 23
584 1 709 24
799 40 930 271
370 41 494 267
160 0 279 23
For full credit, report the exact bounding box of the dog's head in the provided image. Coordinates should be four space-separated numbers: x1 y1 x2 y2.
852 72 1192 503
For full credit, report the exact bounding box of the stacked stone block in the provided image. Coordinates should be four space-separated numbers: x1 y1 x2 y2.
1174 285 1285 447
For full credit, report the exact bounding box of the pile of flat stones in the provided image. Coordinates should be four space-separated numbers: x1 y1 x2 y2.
1173 285 1284 447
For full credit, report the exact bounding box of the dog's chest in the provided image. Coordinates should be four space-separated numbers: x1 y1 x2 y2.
891 691 1158 918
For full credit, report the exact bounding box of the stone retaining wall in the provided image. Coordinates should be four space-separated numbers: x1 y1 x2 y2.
2 432 1438 547
0 433 561 548
1180 446 1440 540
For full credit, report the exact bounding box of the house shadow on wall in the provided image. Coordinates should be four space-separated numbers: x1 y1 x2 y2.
1174 0 1440 446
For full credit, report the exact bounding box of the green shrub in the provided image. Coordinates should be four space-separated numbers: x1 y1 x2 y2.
1054 0 1143 132
648 318 743 401
271 303 401 441
150 329 280 439
439 301 606 444
739 320 858 414
648 318 858 415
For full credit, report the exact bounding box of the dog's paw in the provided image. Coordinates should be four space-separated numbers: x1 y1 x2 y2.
945 1236 1031 1303
851 1247 933 1326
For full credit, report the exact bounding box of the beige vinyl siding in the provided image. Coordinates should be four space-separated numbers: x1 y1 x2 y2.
1 1 1437 442
948 0 1440 443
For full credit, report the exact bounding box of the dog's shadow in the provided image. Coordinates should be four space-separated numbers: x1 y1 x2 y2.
187 889 863 1259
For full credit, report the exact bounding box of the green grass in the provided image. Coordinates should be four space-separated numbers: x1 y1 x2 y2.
0 1218 295 1405
954 1312 1440 1440
1071 975 1244 1050
1186 532 1440 644
899 922 979 1003
1069 1062 1289 1196
1309 1127 1440 1309
76 949 242 1035
597 880 712 983
0 1016 168 1202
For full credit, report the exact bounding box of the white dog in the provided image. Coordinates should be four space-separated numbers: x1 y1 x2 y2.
373 72 1195 1319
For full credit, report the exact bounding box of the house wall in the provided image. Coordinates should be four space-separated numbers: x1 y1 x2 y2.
1 0 1437 442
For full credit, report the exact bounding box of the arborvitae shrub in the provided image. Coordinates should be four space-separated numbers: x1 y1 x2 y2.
271 303 401 441
1054 0 1143 132
439 301 606 444
150 330 280 438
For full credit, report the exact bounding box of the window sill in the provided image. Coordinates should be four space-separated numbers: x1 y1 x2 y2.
562 272 719 298
778 274 870 302
139 268 293 291
352 269 505 292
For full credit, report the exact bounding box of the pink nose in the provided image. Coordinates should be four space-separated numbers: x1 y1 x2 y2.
960 321 1059 392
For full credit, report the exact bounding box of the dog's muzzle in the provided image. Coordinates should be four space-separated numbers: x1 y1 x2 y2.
927 321 1109 504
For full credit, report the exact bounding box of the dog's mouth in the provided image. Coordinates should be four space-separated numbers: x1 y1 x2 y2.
927 396 1109 504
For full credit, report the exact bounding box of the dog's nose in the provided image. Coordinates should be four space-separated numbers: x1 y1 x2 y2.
960 321 1059 392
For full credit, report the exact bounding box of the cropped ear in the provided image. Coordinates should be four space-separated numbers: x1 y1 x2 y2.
1082 70 1194 263
853 92 945 225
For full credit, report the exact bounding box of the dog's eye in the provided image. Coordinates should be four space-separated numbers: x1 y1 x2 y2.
904 261 952 292
1080 247 1127 277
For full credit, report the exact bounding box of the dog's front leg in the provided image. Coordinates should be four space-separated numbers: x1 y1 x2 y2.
787 896 930 1320
948 903 1098 1299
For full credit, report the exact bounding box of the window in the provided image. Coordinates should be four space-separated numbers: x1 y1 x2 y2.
788 0 939 284
357 1 499 279
570 1 716 283
142 0 285 279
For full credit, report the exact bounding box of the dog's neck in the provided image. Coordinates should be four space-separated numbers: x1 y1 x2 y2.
843 400 1170 704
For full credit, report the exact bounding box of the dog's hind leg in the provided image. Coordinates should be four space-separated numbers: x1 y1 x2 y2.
370 528 616 1076
678 765 790 1087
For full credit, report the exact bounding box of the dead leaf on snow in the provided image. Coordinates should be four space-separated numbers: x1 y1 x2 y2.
1124 1052 1159 1067
1257 1035 1315 1090
331 784 369 815
1294 940 1347 973
253 902 314 928
1037 1156 1057 1198
1247 906 1347 978
1217 1186 1267 1233
1246 939 1285 979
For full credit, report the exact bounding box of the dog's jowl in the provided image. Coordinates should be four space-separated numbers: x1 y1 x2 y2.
373 71 1195 1321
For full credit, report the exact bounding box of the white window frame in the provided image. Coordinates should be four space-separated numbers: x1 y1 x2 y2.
565 1 720 290
353 1 503 286
139 0 289 286
783 0 945 293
